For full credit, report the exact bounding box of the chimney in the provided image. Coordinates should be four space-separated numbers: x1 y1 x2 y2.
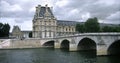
45 4 49 13
45 4 48 7
38 5 41 8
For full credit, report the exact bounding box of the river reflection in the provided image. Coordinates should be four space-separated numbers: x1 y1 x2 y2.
0 48 119 63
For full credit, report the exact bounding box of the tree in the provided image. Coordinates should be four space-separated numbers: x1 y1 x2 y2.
0 22 10 37
3 24 10 36
76 24 85 33
102 26 112 32
102 26 120 32
84 17 100 32
0 23 4 37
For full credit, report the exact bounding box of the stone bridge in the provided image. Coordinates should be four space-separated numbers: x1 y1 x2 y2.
0 33 120 56
41 33 120 56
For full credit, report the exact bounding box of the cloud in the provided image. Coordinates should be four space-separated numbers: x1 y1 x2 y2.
0 0 120 32
0 1 23 12
0 0 52 31
0 17 32 32
106 11 120 20
55 0 69 7
0 1 23 17
0 0 53 18
105 11 120 24
53 0 120 23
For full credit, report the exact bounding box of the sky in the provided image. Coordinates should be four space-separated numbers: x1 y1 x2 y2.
0 0 120 32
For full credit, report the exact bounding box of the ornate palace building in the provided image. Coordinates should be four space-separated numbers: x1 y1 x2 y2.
11 4 118 39
32 5 76 38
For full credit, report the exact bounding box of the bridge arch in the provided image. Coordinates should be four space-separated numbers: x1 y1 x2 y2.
60 39 70 49
107 40 120 55
77 37 96 51
42 40 55 47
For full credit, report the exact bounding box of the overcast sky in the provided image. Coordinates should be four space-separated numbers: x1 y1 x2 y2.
0 0 120 32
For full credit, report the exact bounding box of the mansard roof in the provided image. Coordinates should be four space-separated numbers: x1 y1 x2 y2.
39 7 54 17
22 31 32 33
12 26 21 33
57 20 77 26
57 20 119 27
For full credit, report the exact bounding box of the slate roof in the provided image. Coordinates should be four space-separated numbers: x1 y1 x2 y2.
39 7 54 17
12 26 21 32
57 20 119 27
100 23 120 27
22 31 32 33
57 20 77 26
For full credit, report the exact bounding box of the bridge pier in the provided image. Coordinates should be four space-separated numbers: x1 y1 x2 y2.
97 45 107 55
54 42 60 48
69 44 77 51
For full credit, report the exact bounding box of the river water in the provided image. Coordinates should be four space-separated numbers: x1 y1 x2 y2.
0 48 119 63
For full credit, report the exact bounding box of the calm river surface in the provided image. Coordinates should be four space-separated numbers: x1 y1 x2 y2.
0 48 119 63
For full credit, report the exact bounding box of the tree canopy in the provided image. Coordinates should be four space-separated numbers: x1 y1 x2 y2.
75 17 120 33
102 26 120 32
0 22 10 37
84 17 100 32
76 24 85 33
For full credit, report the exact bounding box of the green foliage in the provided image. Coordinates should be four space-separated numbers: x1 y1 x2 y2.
102 26 113 32
115 26 120 32
102 26 120 32
75 17 100 33
0 22 10 37
84 17 100 32
75 17 120 33
76 24 85 33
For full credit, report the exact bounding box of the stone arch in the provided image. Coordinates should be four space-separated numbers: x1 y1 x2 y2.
60 39 70 49
42 40 55 47
107 40 120 55
77 37 96 51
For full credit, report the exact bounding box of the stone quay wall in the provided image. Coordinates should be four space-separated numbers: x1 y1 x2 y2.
0 39 42 49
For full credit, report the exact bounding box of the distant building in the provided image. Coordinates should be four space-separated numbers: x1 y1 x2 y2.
22 31 31 38
11 26 31 38
11 26 23 38
32 5 76 38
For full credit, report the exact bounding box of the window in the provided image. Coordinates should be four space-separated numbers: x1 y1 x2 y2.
49 31 51 37
69 28 71 31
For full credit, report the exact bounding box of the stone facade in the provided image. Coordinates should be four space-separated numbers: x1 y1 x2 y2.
32 5 56 38
32 5 76 38
57 20 76 36
11 26 31 38
11 26 23 38
22 31 31 38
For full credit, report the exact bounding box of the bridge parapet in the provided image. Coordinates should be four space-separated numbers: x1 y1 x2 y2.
57 33 120 38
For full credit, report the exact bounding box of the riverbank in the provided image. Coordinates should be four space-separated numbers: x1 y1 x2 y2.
0 39 42 49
